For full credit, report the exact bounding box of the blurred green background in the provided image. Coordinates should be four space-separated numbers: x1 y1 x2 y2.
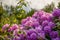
0 0 35 28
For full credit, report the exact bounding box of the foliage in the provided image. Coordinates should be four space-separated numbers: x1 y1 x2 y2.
58 2 60 9
0 0 35 27
43 2 55 13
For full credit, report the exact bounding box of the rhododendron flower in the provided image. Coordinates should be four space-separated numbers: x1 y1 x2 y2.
50 31 59 38
52 9 60 17
2 24 10 31
8 24 18 32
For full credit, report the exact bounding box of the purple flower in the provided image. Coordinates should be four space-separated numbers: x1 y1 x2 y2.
42 20 49 27
32 10 45 18
44 26 51 33
2 24 10 31
27 29 36 35
40 13 53 21
30 33 37 40
13 36 21 40
48 22 55 28
21 17 31 24
50 31 59 38
32 11 38 18
19 25 25 30
8 24 18 32
52 37 60 40
26 36 31 40
13 29 19 36
32 10 46 22
19 34 25 40
22 17 39 28
52 9 60 17
38 31 45 39
35 26 42 33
